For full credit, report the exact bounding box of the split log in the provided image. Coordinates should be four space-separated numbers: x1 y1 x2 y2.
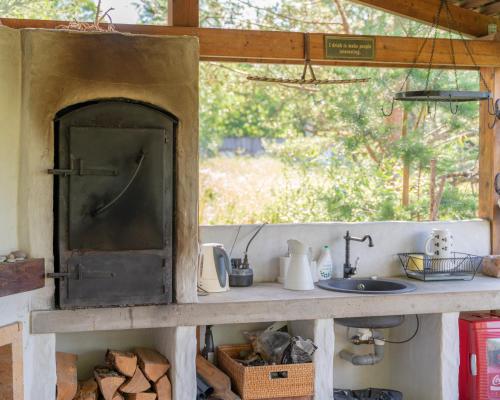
94 367 126 400
113 393 125 400
56 352 78 400
196 355 239 400
119 367 150 393
153 375 171 400
125 393 157 400
73 378 98 400
106 350 137 378
134 348 170 382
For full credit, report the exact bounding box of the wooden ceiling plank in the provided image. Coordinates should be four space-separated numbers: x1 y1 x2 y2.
350 0 499 37
2 18 500 69
167 0 199 27
459 0 494 10
482 2 500 16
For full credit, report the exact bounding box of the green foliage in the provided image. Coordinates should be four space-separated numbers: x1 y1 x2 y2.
0 0 95 20
133 0 166 24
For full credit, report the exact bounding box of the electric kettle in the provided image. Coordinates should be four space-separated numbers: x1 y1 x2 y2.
199 243 231 293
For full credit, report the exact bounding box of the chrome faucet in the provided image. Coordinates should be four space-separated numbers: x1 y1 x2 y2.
343 231 374 278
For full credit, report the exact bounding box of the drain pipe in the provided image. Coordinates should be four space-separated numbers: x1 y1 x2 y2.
339 330 385 366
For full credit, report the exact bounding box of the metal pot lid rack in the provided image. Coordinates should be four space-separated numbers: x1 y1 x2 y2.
382 0 499 127
247 33 370 86
394 90 491 102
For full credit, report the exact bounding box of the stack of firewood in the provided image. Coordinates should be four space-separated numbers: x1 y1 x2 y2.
56 348 171 400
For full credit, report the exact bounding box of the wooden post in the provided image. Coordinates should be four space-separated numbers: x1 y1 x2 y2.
479 68 500 254
168 0 199 27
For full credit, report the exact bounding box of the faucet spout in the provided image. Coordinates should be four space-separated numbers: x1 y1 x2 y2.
361 235 374 247
343 231 374 278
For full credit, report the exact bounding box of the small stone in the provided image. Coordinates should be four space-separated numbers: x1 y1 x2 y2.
11 250 27 260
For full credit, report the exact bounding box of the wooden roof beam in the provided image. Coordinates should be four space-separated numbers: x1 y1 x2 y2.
2 18 500 69
350 0 499 37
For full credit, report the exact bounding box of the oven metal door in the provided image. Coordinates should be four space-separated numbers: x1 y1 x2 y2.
53 101 175 309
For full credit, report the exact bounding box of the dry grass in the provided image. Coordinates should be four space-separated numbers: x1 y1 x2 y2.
199 156 286 225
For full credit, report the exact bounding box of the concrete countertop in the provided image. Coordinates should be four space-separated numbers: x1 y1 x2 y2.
31 275 500 334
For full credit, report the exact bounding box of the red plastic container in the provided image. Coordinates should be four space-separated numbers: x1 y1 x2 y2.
459 312 500 399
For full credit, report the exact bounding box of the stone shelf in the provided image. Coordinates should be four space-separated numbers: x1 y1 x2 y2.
31 275 500 334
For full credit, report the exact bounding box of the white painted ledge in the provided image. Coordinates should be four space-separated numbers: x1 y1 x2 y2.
31 276 500 334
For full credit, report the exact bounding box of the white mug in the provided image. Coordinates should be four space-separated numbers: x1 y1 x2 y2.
425 229 454 258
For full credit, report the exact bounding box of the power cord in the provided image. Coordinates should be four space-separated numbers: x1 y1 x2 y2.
229 225 242 258
380 314 420 344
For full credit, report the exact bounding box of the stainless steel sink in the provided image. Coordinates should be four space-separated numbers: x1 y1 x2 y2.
316 278 416 294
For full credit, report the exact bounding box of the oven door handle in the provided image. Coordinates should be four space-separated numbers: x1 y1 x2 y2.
48 158 118 177
47 264 115 280
91 150 146 217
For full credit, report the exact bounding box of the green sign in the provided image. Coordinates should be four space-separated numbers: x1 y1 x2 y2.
324 36 375 60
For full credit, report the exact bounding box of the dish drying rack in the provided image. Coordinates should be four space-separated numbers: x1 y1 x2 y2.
398 252 483 281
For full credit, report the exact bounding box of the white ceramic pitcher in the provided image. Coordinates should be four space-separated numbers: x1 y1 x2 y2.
284 239 315 291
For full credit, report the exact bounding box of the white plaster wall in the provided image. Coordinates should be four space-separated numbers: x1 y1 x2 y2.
201 220 490 282
388 313 460 400
0 26 57 400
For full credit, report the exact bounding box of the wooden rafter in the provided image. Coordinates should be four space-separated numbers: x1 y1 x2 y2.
2 18 500 69
350 0 499 37
168 0 199 27
456 0 500 17
483 2 500 16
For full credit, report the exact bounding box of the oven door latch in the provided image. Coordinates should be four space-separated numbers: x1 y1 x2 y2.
48 158 118 177
47 264 116 280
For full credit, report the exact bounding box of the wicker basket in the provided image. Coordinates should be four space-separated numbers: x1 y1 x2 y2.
217 344 315 400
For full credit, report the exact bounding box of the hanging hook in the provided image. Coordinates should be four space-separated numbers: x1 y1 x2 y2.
488 99 500 129
381 98 395 117
426 102 432 116
449 98 459 115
